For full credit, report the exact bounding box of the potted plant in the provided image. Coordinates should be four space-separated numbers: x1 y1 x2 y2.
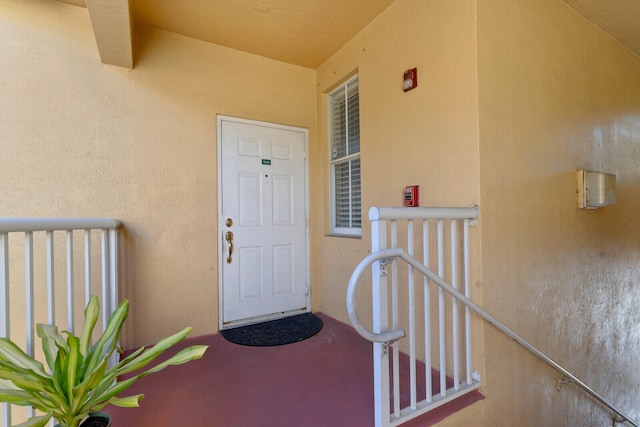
0 296 209 427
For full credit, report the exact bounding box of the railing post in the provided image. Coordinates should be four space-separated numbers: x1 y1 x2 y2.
101 230 109 332
423 220 432 403
46 231 55 325
0 232 10 427
372 217 390 427
464 219 473 385
85 230 92 308
437 220 446 397
107 229 119 368
109 229 118 314
66 230 75 334
24 232 35 420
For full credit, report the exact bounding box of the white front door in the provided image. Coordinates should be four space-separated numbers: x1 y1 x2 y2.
217 116 309 328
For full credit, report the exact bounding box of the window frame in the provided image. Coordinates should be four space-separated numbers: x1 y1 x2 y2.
328 75 361 237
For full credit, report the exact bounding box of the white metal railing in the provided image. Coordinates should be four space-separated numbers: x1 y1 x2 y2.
0 218 121 427
347 206 480 427
347 206 639 427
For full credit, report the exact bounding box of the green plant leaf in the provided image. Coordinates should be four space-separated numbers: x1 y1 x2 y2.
53 344 69 396
37 324 66 372
115 327 193 376
110 345 145 368
64 335 82 403
0 360 53 393
139 345 208 375
0 388 37 405
82 300 128 380
84 343 207 413
79 296 100 356
80 375 139 413
12 413 51 427
108 394 143 408
0 378 17 389
0 339 46 376
69 360 111 414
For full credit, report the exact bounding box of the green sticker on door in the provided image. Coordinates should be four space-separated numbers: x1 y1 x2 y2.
262 159 271 165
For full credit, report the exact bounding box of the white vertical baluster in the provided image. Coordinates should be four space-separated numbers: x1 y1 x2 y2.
451 220 459 390
107 229 119 369
24 232 35 419
84 230 91 307
437 219 446 396
464 219 472 384
24 232 34 354
407 220 416 409
390 221 400 418
66 230 74 334
109 229 119 316
0 233 10 338
1 232 11 427
101 229 109 331
423 220 432 402
46 231 55 325
372 218 390 427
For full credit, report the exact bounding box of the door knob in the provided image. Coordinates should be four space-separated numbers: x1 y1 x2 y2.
225 231 234 263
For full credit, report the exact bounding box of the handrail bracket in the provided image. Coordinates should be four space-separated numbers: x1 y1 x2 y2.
378 256 396 276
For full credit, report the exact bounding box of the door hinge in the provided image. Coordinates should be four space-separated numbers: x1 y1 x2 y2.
305 286 309 296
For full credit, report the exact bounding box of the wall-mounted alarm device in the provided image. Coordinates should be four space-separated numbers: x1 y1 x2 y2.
403 185 419 207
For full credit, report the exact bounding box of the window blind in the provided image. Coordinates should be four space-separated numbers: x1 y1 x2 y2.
329 77 361 235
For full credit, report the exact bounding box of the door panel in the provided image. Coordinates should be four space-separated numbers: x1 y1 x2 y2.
219 117 308 327
239 173 262 225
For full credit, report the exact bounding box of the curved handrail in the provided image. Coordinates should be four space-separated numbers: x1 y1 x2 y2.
346 248 407 344
346 247 639 427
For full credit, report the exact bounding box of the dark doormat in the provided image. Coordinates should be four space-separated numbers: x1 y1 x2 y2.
220 313 323 346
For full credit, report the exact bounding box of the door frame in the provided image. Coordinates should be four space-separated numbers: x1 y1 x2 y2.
216 115 311 329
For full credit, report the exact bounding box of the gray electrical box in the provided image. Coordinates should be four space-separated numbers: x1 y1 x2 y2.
577 170 617 209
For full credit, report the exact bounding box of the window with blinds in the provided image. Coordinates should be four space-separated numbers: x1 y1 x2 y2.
329 76 361 236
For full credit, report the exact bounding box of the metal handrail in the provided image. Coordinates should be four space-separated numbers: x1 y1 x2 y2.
346 247 639 427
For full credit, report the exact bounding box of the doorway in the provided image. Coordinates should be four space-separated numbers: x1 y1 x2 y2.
217 115 310 328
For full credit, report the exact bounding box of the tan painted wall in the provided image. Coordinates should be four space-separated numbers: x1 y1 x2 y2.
4 0 640 424
477 0 640 425
0 0 316 347
313 1 484 423
314 0 482 326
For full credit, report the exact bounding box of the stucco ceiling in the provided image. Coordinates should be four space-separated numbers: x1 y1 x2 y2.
55 0 640 68
132 0 396 69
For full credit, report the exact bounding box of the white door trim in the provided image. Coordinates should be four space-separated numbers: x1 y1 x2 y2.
216 115 310 329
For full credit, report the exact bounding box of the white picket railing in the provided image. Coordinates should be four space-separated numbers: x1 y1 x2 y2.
347 206 639 427
346 206 480 427
0 218 121 427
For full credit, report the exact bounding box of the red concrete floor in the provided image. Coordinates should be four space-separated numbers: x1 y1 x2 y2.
107 313 482 426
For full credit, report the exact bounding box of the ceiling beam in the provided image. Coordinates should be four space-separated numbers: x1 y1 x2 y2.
85 0 134 68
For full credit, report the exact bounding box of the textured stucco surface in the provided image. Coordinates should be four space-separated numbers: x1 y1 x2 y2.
0 0 316 346
477 0 640 425
3 0 640 425
314 0 482 328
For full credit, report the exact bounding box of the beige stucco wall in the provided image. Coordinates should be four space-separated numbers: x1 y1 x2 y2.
477 0 640 425
4 0 640 425
314 0 482 326
313 3 484 421
0 0 316 346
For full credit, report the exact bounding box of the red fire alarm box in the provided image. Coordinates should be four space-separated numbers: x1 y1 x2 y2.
403 185 419 207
